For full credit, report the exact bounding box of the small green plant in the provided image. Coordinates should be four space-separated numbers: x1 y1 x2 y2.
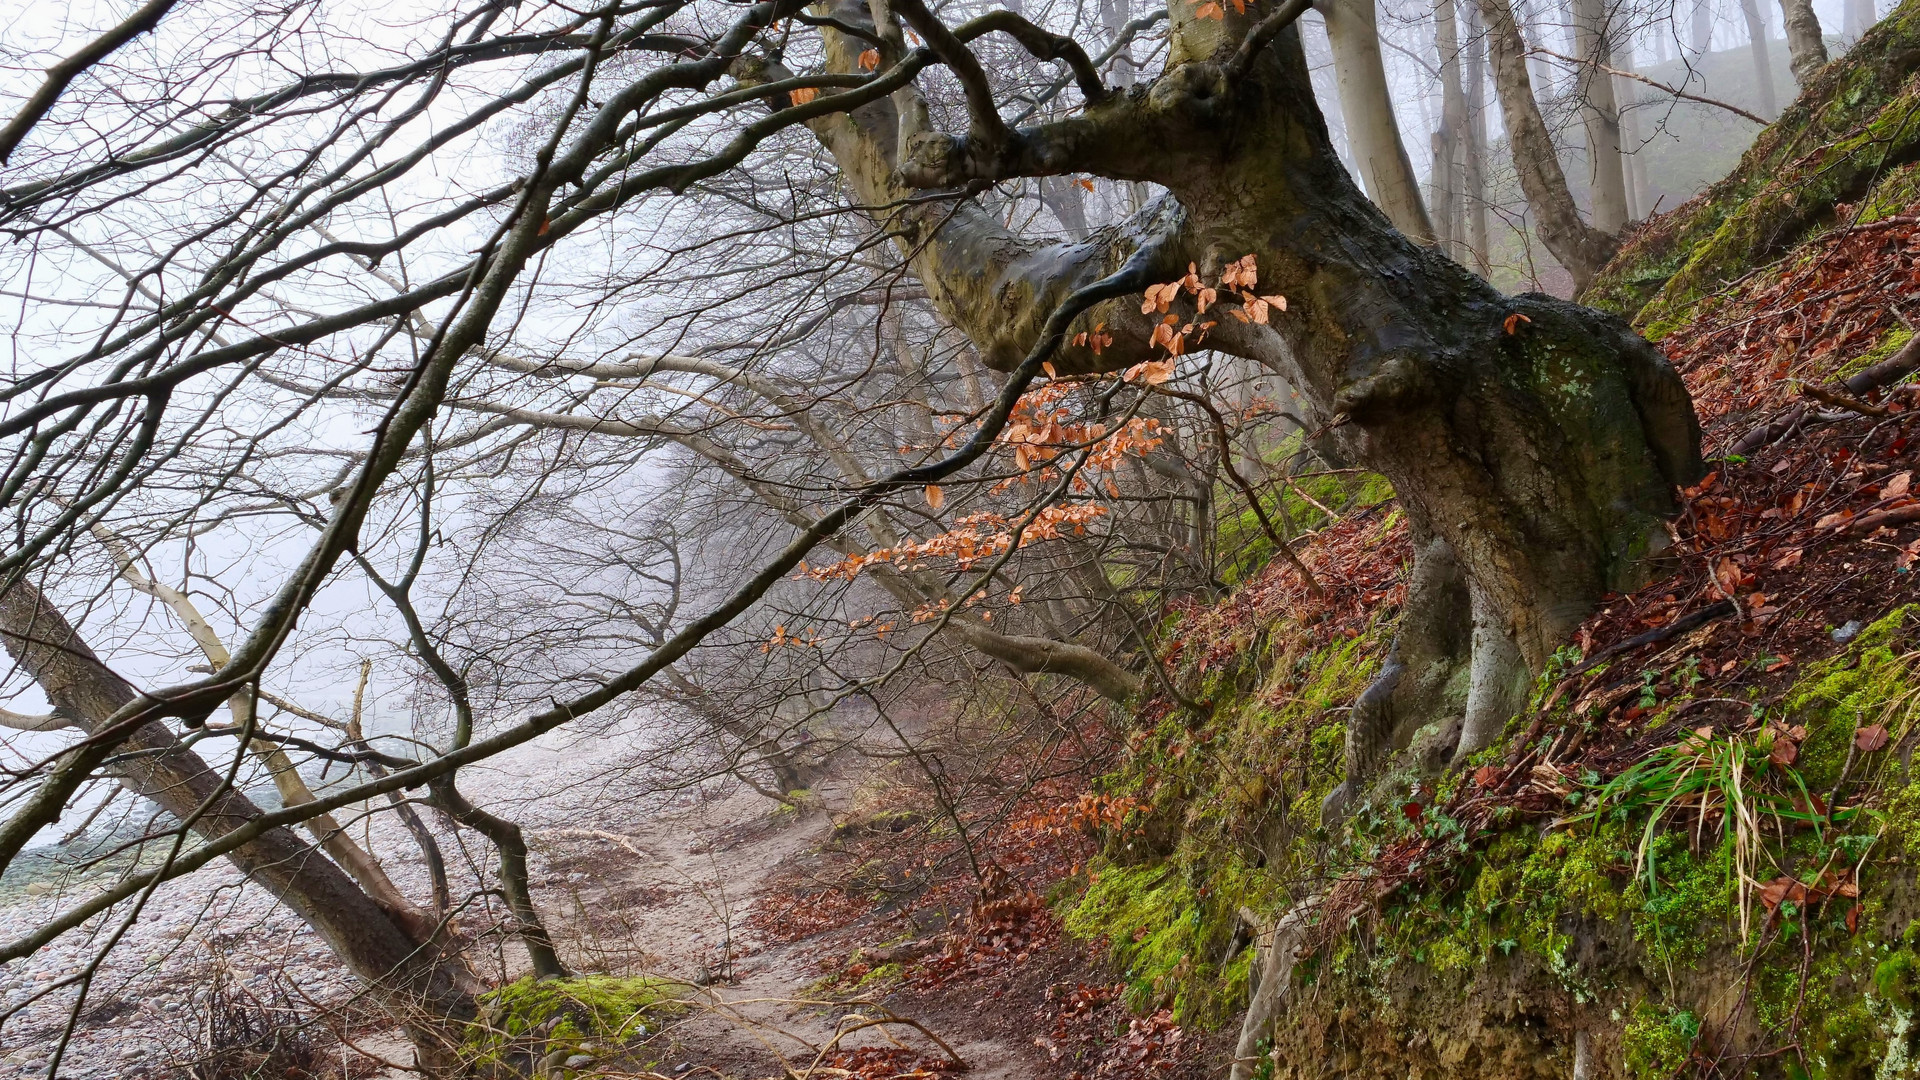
1572 727 1842 942
1623 1003 1700 1078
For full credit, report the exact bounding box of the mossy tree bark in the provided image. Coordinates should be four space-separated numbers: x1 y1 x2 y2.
1781 0 1830 84
774 0 1702 805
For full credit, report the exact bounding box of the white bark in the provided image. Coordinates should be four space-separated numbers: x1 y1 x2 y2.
1317 0 1438 243
1780 0 1829 82
1738 0 1780 116
1572 0 1630 233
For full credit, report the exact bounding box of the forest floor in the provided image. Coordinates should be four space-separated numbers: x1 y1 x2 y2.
0 719 1223 1079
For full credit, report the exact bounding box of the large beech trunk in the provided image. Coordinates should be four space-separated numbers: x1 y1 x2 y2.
792 0 1700 801
769 0 1698 1064
0 581 477 1072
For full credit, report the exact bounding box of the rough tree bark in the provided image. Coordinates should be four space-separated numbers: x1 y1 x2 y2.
0 580 477 1070
1475 0 1622 287
1780 0 1829 82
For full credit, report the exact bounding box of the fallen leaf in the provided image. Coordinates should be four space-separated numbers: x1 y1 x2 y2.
1888 471 1913 498
1856 724 1891 752
925 485 945 510
1847 902 1864 934
789 86 820 105
1076 177 1095 192
1503 312 1533 335
858 47 880 70
1402 801 1424 823
1474 765 1502 788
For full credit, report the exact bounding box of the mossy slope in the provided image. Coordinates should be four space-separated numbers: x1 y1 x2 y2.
1585 0 1920 335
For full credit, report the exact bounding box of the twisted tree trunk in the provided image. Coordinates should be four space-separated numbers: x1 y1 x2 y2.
771 2 1701 1054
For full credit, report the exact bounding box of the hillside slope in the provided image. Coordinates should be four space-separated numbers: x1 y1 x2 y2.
1048 7 1920 1078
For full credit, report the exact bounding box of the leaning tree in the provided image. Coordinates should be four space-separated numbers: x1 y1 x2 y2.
0 0 1698 1068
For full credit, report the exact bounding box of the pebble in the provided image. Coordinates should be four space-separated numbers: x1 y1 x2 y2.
1834 619 1866 642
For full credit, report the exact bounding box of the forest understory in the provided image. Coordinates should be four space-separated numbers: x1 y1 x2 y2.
10 0 1920 1076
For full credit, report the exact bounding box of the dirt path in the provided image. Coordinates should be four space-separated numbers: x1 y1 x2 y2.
530 783 1033 1079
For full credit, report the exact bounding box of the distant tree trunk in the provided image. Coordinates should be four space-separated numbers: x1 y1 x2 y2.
1517 0 1559 89
0 580 476 1073
1039 175 1092 238
1573 0 1630 233
1476 0 1621 287
1616 43 1652 219
1845 0 1877 43
1317 0 1439 242
1434 0 1469 260
1739 0 1781 115
1693 0 1716 53
1780 0 1829 82
1463 0 1493 273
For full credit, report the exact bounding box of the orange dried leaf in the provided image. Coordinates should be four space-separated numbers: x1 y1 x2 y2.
789 86 820 105
1076 177 1095 192
1503 312 1532 335
925 485 945 510
858 48 881 70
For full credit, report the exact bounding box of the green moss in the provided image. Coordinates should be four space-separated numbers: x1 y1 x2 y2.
1784 605 1920 789
465 975 687 1068
1062 614 1394 1026
1631 835 1735 972
1623 1003 1700 1079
